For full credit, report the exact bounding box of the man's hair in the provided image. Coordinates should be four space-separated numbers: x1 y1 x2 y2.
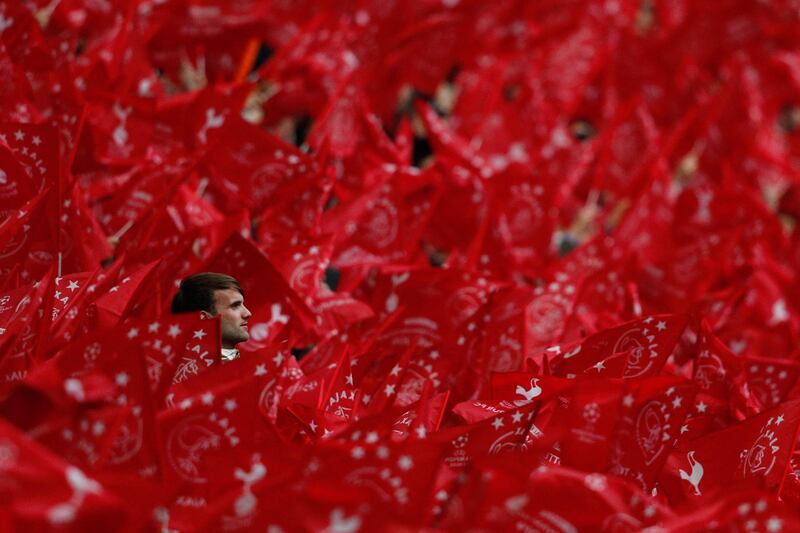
171 272 244 315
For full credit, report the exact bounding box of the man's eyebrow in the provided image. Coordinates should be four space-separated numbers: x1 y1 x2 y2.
230 299 243 307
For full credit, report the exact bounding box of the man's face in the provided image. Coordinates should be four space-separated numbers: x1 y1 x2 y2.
211 288 252 349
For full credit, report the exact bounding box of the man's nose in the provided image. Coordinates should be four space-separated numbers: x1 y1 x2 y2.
242 306 252 319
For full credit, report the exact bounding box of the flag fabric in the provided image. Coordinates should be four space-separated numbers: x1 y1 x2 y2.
2 1 800 531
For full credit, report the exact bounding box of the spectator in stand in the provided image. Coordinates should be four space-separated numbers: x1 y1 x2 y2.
171 273 252 362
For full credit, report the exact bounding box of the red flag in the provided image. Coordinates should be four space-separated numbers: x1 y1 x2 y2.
0 418 127 529
661 400 800 503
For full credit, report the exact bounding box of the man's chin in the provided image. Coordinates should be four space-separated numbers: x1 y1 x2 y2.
222 334 250 347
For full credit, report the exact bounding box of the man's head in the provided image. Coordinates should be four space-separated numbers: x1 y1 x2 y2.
171 272 252 349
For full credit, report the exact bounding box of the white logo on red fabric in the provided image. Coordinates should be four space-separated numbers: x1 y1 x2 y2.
635 400 669 465
379 317 440 349
488 331 521 373
324 508 362 533
108 407 144 464
111 103 132 155
0 223 27 259
616 325 659 378
583 402 600 424
679 450 704 496
747 363 786 408
233 459 266 517
197 108 225 145
83 342 101 365
740 418 781 479
695 349 725 390
344 464 409 505
396 367 427 407
601 512 642 533
0 167 19 201
288 257 320 294
166 414 227 483
503 183 543 244
0 439 18 470
515 378 542 404
445 286 485 327
526 293 568 344
360 197 398 249
488 426 528 455
47 467 102 525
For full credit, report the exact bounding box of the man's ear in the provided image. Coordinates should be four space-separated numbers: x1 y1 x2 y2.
199 310 213 320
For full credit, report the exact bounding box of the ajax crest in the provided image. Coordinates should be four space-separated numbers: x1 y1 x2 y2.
616 325 659 378
635 400 669 465
739 417 782 479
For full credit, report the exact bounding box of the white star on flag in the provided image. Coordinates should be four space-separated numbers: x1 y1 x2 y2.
351 446 365 459
115 372 129 386
696 401 707 413
127 328 139 339
254 364 267 377
167 324 182 338
67 280 79 291
622 394 635 407
397 456 413 470
390 365 402 376
32 135 41 146
148 322 160 333
767 517 783 532
193 329 206 339
656 320 667 331
14 130 23 141
201 392 214 405
511 411 524 423
224 399 237 412
384 384 396 396
492 417 504 430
